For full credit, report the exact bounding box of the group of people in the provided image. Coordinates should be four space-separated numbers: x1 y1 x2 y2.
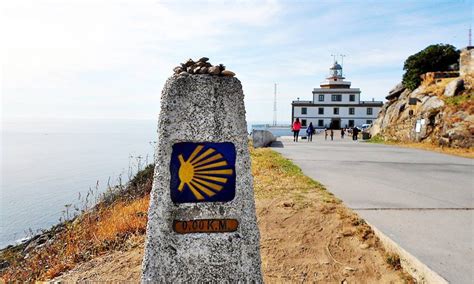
291 118 316 142
291 118 361 142
323 127 358 140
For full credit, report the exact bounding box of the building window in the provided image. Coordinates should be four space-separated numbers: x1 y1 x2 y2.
349 94 355 102
331 94 342 101
348 120 354 127
319 94 324 101
333 107 339 115
366 120 373 124
318 107 324 115
349 107 355 115
367 108 373 115
318 119 324 127
301 119 307 127
301 107 307 115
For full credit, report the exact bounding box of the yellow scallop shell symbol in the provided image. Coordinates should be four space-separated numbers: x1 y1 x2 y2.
178 145 234 201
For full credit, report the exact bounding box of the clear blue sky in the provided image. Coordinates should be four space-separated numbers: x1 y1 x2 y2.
2 0 472 124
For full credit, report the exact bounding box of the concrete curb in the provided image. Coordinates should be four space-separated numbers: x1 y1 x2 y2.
365 220 449 284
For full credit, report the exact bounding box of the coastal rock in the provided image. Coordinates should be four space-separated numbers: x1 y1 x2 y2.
444 78 464 97
371 70 472 148
0 260 9 270
420 96 444 114
385 83 406 100
252 130 275 148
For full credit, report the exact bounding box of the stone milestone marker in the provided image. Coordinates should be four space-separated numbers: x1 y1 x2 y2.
141 58 263 282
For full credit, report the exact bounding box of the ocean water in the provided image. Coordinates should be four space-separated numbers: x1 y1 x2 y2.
0 119 157 248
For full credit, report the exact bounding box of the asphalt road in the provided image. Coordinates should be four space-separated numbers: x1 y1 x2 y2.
271 135 473 283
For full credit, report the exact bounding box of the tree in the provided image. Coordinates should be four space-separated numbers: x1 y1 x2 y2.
402 44 459 90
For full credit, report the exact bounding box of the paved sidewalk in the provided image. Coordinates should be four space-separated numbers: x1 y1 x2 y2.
272 135 473 283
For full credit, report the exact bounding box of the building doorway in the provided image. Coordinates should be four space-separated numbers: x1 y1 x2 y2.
330 118 341 129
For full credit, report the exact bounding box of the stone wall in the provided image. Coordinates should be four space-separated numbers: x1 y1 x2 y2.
460 47 473 77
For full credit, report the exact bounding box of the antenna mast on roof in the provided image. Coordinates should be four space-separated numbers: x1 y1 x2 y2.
469 26 472 46
331 54 337 63
340 54 346 76
273 83 277 126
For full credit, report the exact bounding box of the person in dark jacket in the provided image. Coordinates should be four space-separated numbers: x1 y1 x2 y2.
306 122 315 142
341 128 345 139
352 127 359 140
330 129 334 141
292 118 302 142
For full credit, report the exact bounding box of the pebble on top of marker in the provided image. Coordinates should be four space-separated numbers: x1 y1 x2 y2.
172 57 236 77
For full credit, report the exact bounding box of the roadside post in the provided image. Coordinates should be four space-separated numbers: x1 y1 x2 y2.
141 59 263 282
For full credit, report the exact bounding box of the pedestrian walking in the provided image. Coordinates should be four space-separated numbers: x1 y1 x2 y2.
292 118 302 142
324 128 328 140
352 127 359 141
341 128 345 139
330 129 334 141
306 122 314 142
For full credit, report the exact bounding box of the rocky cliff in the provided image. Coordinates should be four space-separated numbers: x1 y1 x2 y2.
371 48 473 148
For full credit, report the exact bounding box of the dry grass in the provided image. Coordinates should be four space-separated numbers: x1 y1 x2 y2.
0 165 153 282
251 148 338 203
390 142 474 159
94 197 149 241
370 137 474 159
423 77 457 96
0 195 150 281
443 74 474 117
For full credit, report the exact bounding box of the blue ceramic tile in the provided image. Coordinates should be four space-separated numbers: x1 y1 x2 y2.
170 142 236 203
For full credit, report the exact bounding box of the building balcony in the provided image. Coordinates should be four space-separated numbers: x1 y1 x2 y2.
292 100 313 104
359 100 383 105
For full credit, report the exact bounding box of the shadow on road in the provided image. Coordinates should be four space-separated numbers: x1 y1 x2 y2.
270 141 284 148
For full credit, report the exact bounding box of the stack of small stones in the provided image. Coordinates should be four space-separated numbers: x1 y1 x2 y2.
172 57 236 77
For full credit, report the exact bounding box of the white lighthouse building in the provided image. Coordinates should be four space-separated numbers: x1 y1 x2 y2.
291 61 383 129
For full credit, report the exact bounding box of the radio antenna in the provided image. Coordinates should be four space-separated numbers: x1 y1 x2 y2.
273 83 277 126
469 26 472 46
340 54 346 76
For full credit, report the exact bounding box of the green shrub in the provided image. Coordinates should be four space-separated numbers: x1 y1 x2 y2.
402 44 459 90
444 93 473 106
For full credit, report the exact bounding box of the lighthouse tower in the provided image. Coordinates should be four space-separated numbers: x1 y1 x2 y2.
320 61 351 89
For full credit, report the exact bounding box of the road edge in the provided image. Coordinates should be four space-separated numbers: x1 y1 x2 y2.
365 220 449 284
